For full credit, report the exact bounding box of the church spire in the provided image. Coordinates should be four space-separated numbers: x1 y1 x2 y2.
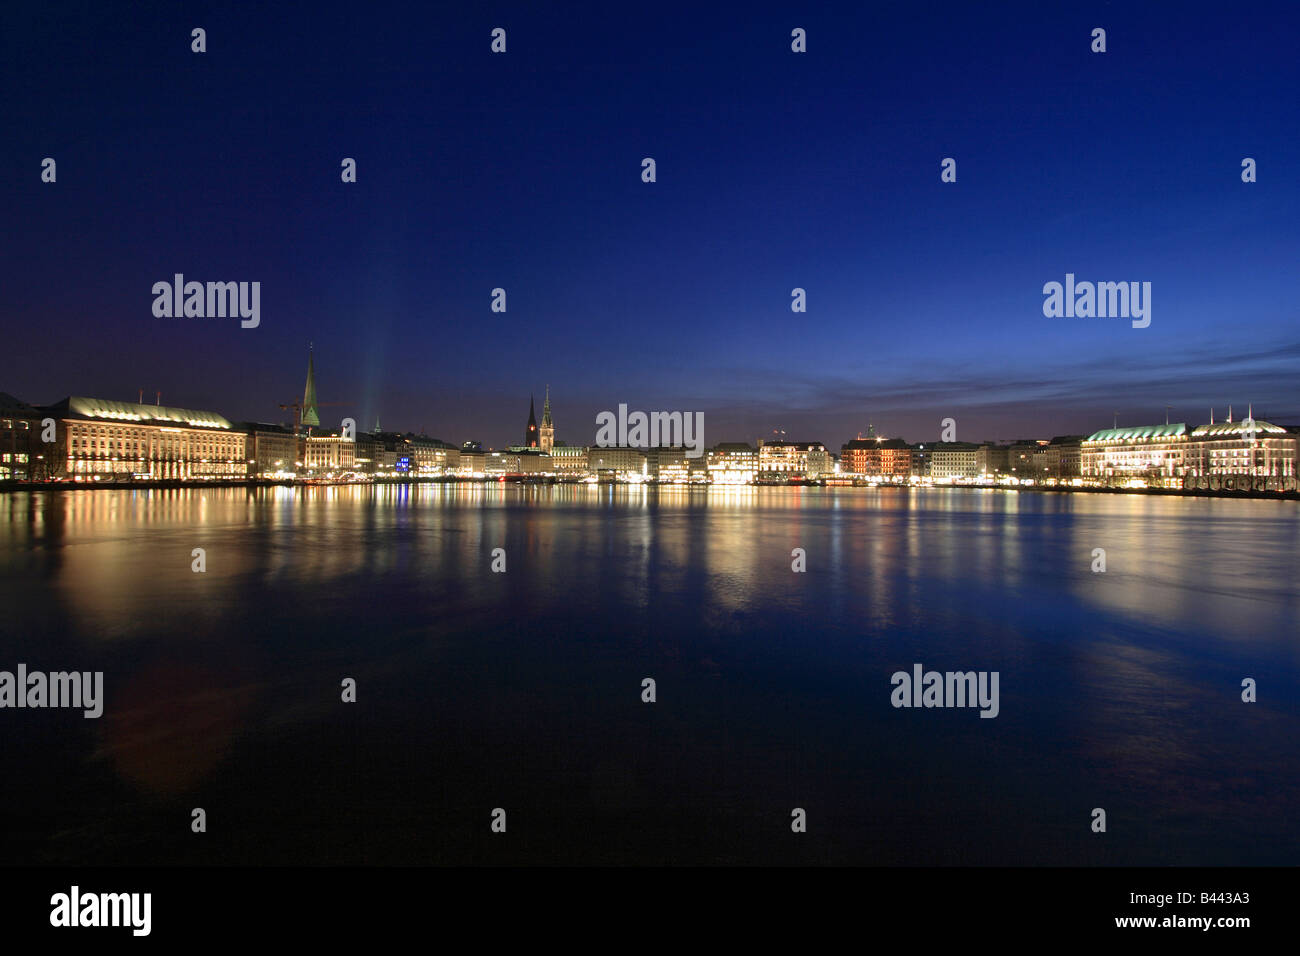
301 345 320 429
525 395 538 448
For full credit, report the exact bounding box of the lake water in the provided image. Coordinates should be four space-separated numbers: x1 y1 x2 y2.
1 485 1296 865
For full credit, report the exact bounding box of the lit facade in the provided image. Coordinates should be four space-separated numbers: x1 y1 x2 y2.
458 450 487 475
303 435 357 473
242 423 298 477
1081 424 1190 486
707 442 757 483
588 447 646 478
929 442 981 481
1032 437 1083 479
0 395 42 480
839 438 909 479
759 440 831 479
645 446 693 482
1186 420 1296 481
548 445 588 475
1003 441 1044 479
391 434 459 475
976 443 1008 477
49 396 246 480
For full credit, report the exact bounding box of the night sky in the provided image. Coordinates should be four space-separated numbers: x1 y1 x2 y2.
3 1 1297 448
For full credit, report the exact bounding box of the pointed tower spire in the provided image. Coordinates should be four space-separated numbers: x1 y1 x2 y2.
539 386 554 452
525 395 538 448
301 345 320 429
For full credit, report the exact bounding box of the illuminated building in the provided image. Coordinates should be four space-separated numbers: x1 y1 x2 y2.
352 429 387 475
645 446 691 482
759 440 831 479
483 450 546 475
910 443 931 478
390 434 459 475
303 433 357 473
929 442 981 481
1032 436 1084 480
515 451 552 474
1186 416 1296 483
1081 424 1190 487
1003 440 1045 479
0 393 42 480
548 444 588 475
588 447 646 479
458 449 487 475
838 433 908 479
707 442 757 483
485 451 519 475
875 440 911 479
840 438 874 476
241 422 298 477
46 396 246 480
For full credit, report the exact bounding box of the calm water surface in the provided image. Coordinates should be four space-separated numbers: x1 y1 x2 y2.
1 485 1297 864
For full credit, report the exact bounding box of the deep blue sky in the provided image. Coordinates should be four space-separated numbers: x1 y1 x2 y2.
2 1 1297 448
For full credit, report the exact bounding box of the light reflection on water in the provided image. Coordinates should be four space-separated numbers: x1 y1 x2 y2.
0 485 1296 864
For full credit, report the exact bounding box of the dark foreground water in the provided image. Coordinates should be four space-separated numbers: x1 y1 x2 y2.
1 485 1296 865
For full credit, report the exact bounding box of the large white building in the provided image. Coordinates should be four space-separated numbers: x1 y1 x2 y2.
1082 416 1297 489
49 396 247 480
303 434 357 474
929 442 981 481
1081 424 1191 486
1186 418 1296 486
758 440 831 479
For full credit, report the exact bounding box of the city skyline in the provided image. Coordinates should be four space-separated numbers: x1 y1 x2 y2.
5 354 1295 455
6 348 1297 493
4 2 1298 448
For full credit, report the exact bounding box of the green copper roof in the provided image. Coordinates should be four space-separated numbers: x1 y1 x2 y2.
301 349 319 426
1084 423 1187 442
